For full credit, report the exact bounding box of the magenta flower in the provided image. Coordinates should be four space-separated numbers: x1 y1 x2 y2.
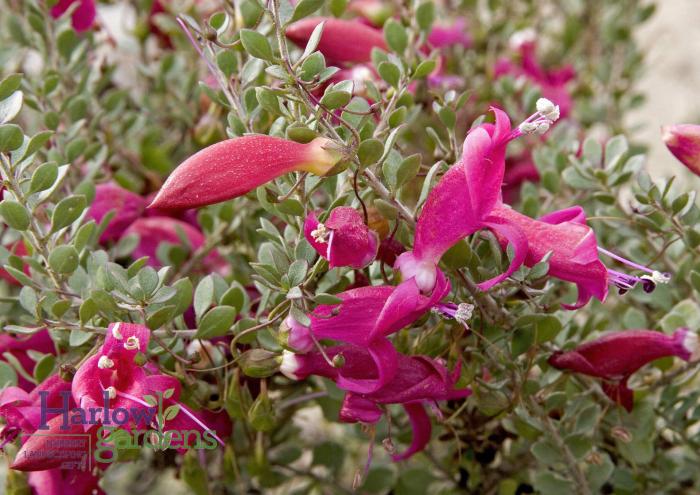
0 330 56 391
122 216 228 273
87 183 147 243
1 374 103 490
150 135 341 210
281 344 470 460
0 375 71 450
286 17 387 64
427 18 472 49
304 207 379 269
662 124 700 176
549 328 698 411
49 0 96 33
495 29 574 118
285 274 450 393
72 322 227 443
398 104 668 308
396 106 535 293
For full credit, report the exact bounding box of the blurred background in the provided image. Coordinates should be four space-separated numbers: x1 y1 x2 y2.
631 0 700 178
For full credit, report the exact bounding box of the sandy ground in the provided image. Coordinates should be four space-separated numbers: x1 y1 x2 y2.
630 0 700 179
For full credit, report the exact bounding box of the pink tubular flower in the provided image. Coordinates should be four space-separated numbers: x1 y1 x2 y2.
304 207 379 269
49 0 96 32
427 18 472 49
662 124 700 175
122 216 227 272
87 183 147 243
0 330 56 391
495 29 574 118
396 106 534 293
549 328 698 411
398 104 669 308
283 274 450 393
72 322 227 444
286 17 387 64
281 344 470 460
2 375 103 493
149 135 341 210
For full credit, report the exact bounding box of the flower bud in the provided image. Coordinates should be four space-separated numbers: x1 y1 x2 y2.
248 393 276 432
286 17 387 64
332 353 346 368
611 425 632 443
662 124 700 176
150 135 342 209
239 349 281 378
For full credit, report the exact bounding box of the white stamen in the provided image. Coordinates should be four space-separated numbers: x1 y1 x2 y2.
640 271 671 286
518 122 538 134
124 336 140 351
97 356 114 369
536 98 555 115
544 105 560 122
111 323 123 340
105 386 117 399
535 121 550 135
310 223 329 244
279 350 301 380
455 303 475 326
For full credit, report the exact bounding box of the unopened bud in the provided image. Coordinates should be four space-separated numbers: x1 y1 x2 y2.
662 124 700 176
382 438 396 454
133 352 147 366
248 393 276 432
332 353 346 368
611 425 632 443
585 451 603 465
240 349 281 378
59 364 76 381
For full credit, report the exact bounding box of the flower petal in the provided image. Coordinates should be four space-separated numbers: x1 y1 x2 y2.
391 402 432 461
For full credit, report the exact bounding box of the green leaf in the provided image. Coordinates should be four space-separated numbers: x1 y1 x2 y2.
0 124 24 152
313 293 343 305
21 132 53 162
300 51 326 81
33 354 55 383
291 0 324 22
147 305 176 330
413 59 437 79
287 259 308 287
48 245 79 274
69 328 93 346
19 285 37 315
0 74 22 101
416 2 435 31
0 200 31 230
0 91 23 124
320 88 351 109
194 275 214 321
196 306 237 339
533 471 574 495
395 153 421 189
384 19 408 54
358 138 384 166
0 361 18 387
377 61 400 88
301 19 325 60
240 29 274 61
51 195 86 232
312 441 345 471
216 50 238 78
